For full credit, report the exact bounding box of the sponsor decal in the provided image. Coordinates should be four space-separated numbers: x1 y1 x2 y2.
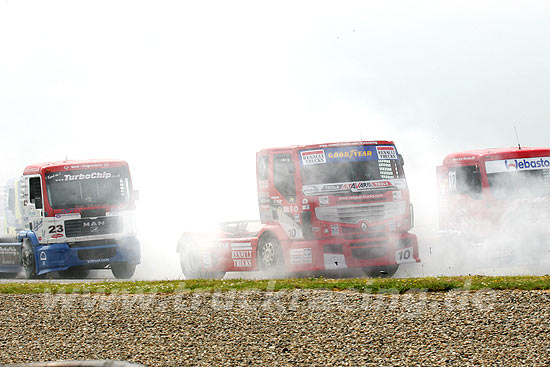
301 150 327 165
506 158 550 170
319 196 329 206
86 258 110 264
392 191 402 200
337 193 384 202
304 179 406 195
52 233 63 238
40 252 47 261
290 248 312 265
485 157 550 174
302 198 308 204
302 204 310 210
231 243 252 268
376 146 398 160
0 246 18 265
330 224 340 236
327 149 373 159
61 172 112 181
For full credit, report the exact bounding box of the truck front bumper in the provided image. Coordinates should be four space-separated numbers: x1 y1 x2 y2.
283 232 420 273
34 237 141 275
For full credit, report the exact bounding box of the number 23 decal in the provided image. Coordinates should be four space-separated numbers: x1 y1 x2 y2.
48 225 63 234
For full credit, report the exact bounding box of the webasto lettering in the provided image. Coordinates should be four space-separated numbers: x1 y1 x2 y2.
510 158 550 170
63 172 112 181
328 150 372 159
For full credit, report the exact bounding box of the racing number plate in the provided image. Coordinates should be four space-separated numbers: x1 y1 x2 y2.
395 247 415 264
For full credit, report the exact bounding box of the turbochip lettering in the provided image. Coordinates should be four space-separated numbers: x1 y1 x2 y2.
63 172 112 181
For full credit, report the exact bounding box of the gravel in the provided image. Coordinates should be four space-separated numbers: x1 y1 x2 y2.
1 289 549 366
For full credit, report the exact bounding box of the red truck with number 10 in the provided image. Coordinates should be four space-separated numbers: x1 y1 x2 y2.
177 141 420 278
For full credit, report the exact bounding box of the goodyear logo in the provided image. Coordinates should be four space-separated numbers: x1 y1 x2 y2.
327 150 372 159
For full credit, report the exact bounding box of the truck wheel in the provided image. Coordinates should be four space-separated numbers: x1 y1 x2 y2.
111 262 136 279
179 250 225 280
257 235 284 277
20 240 38 279
58 268 90 279
361 265 399 278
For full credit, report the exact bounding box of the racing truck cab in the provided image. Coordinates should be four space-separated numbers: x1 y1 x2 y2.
437 147 550 236
177 141 419 278
0 160 140 279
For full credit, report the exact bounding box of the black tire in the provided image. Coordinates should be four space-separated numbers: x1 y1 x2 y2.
20 239 39 279
179 246 225 280
361 264 399 278
257 235 284 278
111 262 136 279
58 268 90 279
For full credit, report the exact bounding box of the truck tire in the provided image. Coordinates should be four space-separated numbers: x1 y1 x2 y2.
58 268 90 279
20 239 39 279
179 249 225 280
361 264 399 278
257 235 284 278
111 262 136 279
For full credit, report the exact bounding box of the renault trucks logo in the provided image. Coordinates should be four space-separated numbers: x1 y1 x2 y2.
301 150 326 165
376 146 398 160
505 158 550 171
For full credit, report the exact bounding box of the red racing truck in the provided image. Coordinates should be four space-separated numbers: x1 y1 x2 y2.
437 147 550 238
0 160 140 279
177 141 420 278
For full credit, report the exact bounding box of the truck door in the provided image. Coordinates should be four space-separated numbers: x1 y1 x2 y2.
19 175 44 230
273 153 297 202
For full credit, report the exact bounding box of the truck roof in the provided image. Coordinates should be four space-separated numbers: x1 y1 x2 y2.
23 159 128 176
443 147 550 165
258 140 396 154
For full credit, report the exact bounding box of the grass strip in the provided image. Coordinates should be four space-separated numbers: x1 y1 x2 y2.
1 275 550 295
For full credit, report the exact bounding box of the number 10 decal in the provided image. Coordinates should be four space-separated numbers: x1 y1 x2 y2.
395 247 414 264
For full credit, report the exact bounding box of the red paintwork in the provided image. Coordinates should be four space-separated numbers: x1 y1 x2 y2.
191 141 419 274
437 147 550 235
22 159 136 217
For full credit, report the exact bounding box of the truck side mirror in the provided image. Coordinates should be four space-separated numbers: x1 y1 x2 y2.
133 190 140 201
398 154 404 166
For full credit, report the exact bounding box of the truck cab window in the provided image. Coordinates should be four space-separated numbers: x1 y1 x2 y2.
257 155 269 180
448 165 481 198
29 177 43 209
273 154 296 199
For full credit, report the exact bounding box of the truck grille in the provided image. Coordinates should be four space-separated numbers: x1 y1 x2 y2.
65 216 122 238
315 201 406 224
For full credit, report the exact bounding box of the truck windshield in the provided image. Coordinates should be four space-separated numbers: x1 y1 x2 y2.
300 145 404 187
45 166 132 208
487 169 550 199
